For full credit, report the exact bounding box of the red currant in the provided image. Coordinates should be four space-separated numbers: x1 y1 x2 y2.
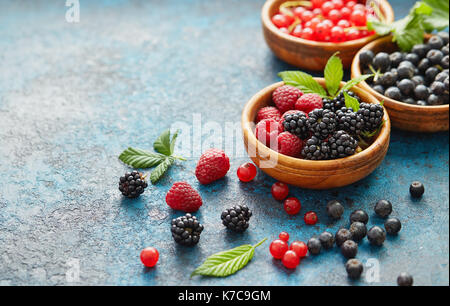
279 27 290 34
340 7 351 19
316 21 332 40
331 26 345 42
284 197 301 215
304 211 318 225
359 29 369 37
300 27 315 40
312 8 323 16
353 3 366 12
328 9 342 23
237 162 257 182
140 247 159 268
346 28 360 40
290 241 308 258
322 19 334 27
279 231 290 242
350 10 367 26
269 239 289 259
309 17 322 30
321 1 335 15
331 0 344 10
282 250 300 269
291 24 303 37
300 10 314 22
272 14 294 28
337 19 351 28
293 6 306 18
271 182 289 201
346 1 357 9
311 0 326 9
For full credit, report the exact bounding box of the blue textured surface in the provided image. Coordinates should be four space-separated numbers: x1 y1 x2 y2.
0 0 448 286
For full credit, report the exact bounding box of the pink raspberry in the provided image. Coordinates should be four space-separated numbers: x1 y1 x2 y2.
277 132 303 157
273 85 304 113
195 149 230 185
256 106 282 122
255 118 283 149
166 182 203 212
295 93 323 114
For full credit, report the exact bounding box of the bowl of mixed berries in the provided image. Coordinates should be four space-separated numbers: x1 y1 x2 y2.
241 54 390 189
261 0 394 70
352 32 449 132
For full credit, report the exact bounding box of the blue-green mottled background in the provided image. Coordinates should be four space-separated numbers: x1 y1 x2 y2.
0 0 448 286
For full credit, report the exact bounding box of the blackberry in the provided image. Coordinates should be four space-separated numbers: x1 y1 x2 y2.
341 240 358 259
357 103 384 132
346 259 363 279
119 171 148 198
301 136 330 160
349 222 367 241
385 217 402 235
350 209 369 224
306 109 336 139
328 130 358 159
283 111 309 140
221 205 252 232
335 107 364 136
171 213 204 246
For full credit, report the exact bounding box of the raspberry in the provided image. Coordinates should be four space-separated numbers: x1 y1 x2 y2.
221 205 252 232
306 109 336 140
295 93 323 114
119 171 148 198
282 111 310 140
328 130 358 159
195 148 230 184
277 132 303 157
171 213 204 246
272 85 303 113
255 118 283 148
166 182 203 212
301 136 330 160
256 106 282 123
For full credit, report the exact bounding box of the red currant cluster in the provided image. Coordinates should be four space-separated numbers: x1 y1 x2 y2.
271 0 377 42
269 232 308 269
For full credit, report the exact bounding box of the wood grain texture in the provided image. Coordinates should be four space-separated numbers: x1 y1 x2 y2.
261 0 395 71
241 79 391 189
351 35 449 132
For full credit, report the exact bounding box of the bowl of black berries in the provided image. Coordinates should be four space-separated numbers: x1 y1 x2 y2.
352 32 449 132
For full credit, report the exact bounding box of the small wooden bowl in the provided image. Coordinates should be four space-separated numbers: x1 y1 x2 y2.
241 79 391 190
261 0 395 71
351 36 449 132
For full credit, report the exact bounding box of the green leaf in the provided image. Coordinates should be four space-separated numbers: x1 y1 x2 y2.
153 129 172 156
422 0 449 31
278 71 328 98
324 52 344 97
191 238 267 278
170 129 180 155
367 19 393 36
119 147 166 168
150 157 174 184
338 74 374 95
344 91 360 112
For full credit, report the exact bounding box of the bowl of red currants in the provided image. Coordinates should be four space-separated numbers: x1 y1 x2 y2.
261 0 394 70
352 33 449 132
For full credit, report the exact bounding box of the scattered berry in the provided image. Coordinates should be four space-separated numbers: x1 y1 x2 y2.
290 241 308 258
273 85 303 113
221 205 252 232
284 197 302 215
166 182 203 212
295 93 323 114
282 250 300 269
367 226 386 246
397 273 414 286
335 228 353 247
279 231 290 242
119 171 148 198
256 106 282 122
410 181 425 198
374 200 393 218
304 211 318 225
341 240 358 259
237 162 257 182
195 148 230 185
319 231 335 249
385 217 402 235
307 237 322 255
171 213 204 246
140 247 159 268
349 222 367 241
277 132 303 157
350 209 369 224
326 200 344 220
346 259 364 279
269 239 289 259
271 182 290 201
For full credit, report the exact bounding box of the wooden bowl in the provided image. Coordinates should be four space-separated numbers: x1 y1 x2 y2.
351 36 449 132
241 79 391 189
261 0 395 71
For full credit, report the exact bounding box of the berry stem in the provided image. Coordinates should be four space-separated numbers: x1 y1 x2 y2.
172 155 187 161
280 1 312 10
288 17 301 33
253 238 268 248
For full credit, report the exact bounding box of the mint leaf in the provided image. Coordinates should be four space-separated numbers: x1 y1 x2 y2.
119 148 166 168
170 129 179 155
344 91 360 111
153 129 172 156
150 157 174 184
338 74 374 94
191 238 267 278
279 71 328 98
422 0 449 31
324 52 344 97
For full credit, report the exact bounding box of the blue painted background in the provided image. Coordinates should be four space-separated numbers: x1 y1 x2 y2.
0 0 448 286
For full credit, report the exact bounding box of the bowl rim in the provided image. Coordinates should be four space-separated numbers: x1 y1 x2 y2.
351 35 450 112
241 79 391 171
261 0 395 48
